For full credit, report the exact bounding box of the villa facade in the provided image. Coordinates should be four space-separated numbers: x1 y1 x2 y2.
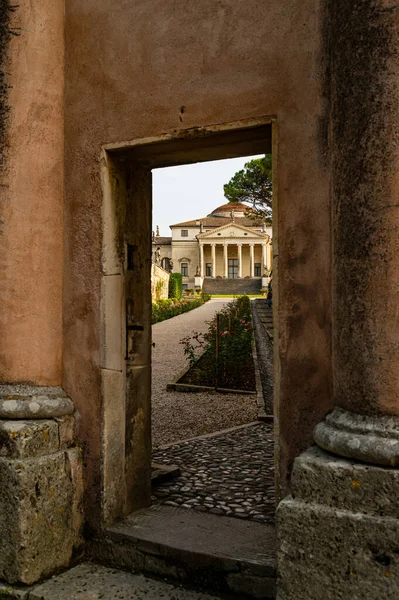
152 202 272 291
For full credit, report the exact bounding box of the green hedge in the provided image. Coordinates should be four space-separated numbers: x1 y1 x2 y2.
152 294 211 324
169 272 183 299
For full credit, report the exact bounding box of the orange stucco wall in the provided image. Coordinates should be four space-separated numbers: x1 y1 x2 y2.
0 0 64 384
62 0 332 516
0 0 333 523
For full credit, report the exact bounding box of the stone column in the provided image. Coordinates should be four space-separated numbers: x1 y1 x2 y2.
267 242 272 270
223 243 228 278
200 243 204 277
249 244 255 278
262 242 267 273
277 4 399 599
238 243 242 278
0 386 83 585
211 243 216 278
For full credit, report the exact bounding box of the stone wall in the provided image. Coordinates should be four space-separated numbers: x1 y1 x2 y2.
0 0 333 527
151 262 170 301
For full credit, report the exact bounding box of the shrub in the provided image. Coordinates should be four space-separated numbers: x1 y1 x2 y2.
152 295 210 324
181 295 253 379
169 273 183 299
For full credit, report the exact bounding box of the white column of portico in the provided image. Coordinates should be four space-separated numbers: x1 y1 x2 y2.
223 243 228 278
200 243 204 277
238 243 242 278
250 243 255 278
267 241 272 270
211 243 216 278
262 243 267 273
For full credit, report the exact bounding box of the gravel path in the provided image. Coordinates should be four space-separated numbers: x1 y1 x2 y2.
152 299 258 447
152 422 275 523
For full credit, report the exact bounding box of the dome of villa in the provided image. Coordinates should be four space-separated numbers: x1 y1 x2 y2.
209 202 251 217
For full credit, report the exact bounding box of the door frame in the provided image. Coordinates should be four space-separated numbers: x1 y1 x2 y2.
100 116 278 525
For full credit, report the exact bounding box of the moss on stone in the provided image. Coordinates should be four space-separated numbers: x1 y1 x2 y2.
0 0 15 173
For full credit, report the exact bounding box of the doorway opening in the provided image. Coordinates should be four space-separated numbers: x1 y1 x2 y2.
100 117 278 532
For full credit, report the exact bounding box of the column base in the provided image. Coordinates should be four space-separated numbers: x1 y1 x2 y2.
277 446 399 600
314 407 399 466
0 386 83 585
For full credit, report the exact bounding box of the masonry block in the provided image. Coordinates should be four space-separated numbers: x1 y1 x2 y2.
0 420 83 585
277 446 399 600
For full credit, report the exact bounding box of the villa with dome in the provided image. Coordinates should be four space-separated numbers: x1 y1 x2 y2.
152 202 273 294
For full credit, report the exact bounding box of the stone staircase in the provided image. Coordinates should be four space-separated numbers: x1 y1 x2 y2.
203 278 262 295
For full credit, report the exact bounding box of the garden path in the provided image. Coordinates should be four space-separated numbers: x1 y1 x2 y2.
152 299 258 447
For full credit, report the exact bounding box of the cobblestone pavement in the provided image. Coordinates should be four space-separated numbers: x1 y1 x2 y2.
152 422 275 524
152 299 258 446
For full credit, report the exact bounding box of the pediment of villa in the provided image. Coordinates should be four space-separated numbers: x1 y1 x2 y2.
197 222 269 241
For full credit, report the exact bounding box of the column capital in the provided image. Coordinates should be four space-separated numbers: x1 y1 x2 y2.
210 242 216 247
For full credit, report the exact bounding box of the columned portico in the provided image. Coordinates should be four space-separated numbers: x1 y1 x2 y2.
197 222 271 284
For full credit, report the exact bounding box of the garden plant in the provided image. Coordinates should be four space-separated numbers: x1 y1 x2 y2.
152 293 211 324
180 295 255 390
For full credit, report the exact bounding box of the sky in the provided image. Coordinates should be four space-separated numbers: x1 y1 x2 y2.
152 155 262 237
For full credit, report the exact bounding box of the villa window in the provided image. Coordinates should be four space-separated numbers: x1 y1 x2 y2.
181 229 188 237
206 263 212 277
254 263 261 277
181 262 189 277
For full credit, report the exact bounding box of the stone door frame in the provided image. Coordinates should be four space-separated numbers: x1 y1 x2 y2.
100 116 277 526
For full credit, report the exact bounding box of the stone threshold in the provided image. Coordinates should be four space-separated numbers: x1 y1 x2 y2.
89 504 276 599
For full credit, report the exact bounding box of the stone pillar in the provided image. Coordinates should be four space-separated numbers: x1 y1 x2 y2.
211 243 216 278
238 243 242 278
277 4 399 599
0 386 83 585
223 243 228 278
262 243 267 273
249 244 255 278
200 243 204 277
267 242 272 270
0 0 64 385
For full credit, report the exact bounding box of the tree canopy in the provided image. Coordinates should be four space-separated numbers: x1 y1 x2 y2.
223 155 272 223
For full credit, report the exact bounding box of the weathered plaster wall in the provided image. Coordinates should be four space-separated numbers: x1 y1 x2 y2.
151 263 170 301
0 0 64 384
63 0 332 521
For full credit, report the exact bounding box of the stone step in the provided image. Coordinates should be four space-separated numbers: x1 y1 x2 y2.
90 504 276 599
27 562 223 600
202 278 262 295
